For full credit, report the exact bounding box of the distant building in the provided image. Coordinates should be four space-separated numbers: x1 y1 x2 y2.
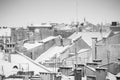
54 24 75 38
27 24 54 40
96 32 120 65
0 27 11 43
0 27 16 53
110 22 120 32
61 31 111 66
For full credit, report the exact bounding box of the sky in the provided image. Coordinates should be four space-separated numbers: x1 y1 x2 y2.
0 0 120 27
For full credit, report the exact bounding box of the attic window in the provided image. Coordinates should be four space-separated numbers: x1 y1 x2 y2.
13 65 18 69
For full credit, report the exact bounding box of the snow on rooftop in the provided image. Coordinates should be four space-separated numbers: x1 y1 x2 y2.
35 46 69 63
78 49 90 53
85 66 96 71
68 32 111 47
0 60 18 77
40 36 57 43
23 41 42 50
29 24 52 28
68 49 90 56
23 36 58 50
0 28 11 36
59 26 72 30
11 51 52 74
106 72 116 80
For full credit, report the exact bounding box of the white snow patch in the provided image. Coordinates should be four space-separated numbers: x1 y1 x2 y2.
35 46 69 63
0 28 11 36
78 49 90 53
40 36 57 43
106 72 116 80
0 60 18 77
11 52 52 74
23 41 42 50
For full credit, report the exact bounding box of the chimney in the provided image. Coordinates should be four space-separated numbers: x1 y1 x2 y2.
116 77 120 80
111 22 117 26
86 62 98 68
75 64 85 77
87 75 96 80
93 59 102 65
74 68 82 80
95 68 107 80
92 37 97 59
103 37 107 43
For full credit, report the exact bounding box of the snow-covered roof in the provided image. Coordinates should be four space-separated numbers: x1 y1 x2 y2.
68 32 81 42
0 28 11 36
59 26 72 30
23 36 58 50
35 46 69 63
78 49 90 53
68 49 90 56
28 24 52 28
40 36 57 43
0 60 18 77
85 66 96 71
68 32 111 47
106 72 116 80
23 41 42 50
11 51 52 74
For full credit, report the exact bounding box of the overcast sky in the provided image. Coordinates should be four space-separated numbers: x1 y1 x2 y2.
0 0 120 27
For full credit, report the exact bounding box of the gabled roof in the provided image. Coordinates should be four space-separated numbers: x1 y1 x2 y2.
96 31 120 45
11 51 52 73
68 32 111 47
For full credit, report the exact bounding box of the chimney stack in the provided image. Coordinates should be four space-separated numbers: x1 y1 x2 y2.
87 75 96 80
93 59 102 65
86 62 98 68
75 64 85 77
74 68 82 80
95 68 107 80
92 37 97 60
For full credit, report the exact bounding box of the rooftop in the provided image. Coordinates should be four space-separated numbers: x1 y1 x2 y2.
68 32 111 47
23 41 42 50
35 45 69 63
28 24 52 28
